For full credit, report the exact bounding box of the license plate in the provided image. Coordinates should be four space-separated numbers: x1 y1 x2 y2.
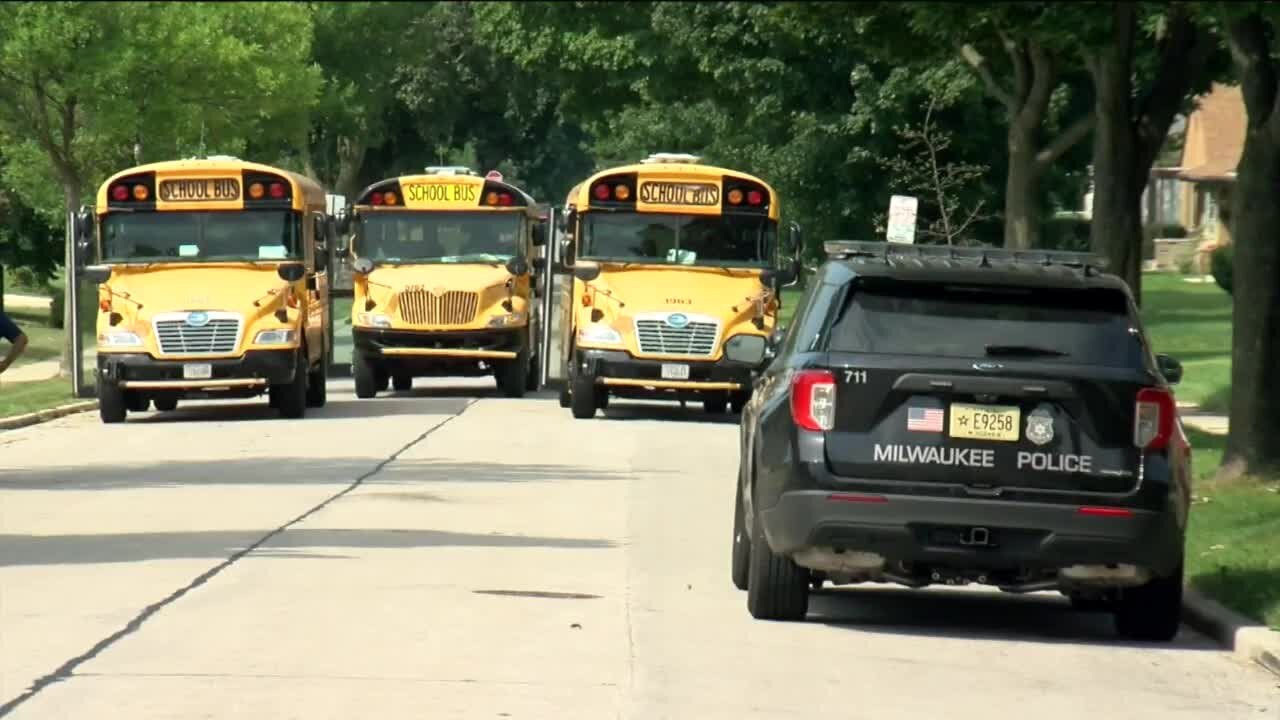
661 363 690 380
948 403 1020 442
183 363 213 380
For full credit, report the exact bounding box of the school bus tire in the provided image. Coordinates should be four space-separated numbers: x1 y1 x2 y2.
392 373 412 392
125 391 151 413
353 353 378 399
276 350 308 419
306 354 328 408
558 385 572 408
570 374 597 419
154 395 179 412
704 396 728 414
98 376 127 424
497 344 530 399
525 353 540 392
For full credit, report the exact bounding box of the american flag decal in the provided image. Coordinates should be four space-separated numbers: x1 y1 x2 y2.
907 407 944 433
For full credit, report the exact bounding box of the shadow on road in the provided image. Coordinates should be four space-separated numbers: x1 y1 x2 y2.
0 456 636 491
130 394 473 425
596 402 740 425
807 584 1219 652
0 526 615 567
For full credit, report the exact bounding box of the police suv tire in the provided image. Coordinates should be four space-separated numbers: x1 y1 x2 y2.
570 375 597 419
154 395 179 412
746 510 809 620
393 373 413 392
277 351 308 419
1114 562 1183 642
98 377 127 424
306 357 328 408
731 477 750 591
704 397 728 414
353 354 377 399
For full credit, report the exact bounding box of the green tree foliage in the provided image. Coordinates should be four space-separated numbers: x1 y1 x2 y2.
0 1 321 370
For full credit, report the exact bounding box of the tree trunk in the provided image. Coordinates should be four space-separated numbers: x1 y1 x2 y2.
1088 58 1145 300
334 136 367 201
1223 124 1280 474
1004 137 1041 250
1223 14 1280 475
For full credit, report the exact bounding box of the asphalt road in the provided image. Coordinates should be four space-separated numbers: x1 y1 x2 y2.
1 379 1275 719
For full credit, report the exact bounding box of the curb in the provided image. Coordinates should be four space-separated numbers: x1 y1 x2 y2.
0 400 97 431
1183 586 1280 677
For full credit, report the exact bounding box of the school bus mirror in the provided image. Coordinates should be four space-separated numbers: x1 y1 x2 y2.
306 275 319 291
83 265 112 284
277 262 306 283
75 206 94 242
532 222 548 247
352 257 375 275
505 256 529 276
336 207 352 235
531 256 547 272
789 221 802 256
572 263 600 282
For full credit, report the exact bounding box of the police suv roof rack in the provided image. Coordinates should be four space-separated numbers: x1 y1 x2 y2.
822 240 1109 274
641 152 702 164
422 166 478 176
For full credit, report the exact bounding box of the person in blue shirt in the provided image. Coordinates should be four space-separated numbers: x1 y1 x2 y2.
0 309 29 376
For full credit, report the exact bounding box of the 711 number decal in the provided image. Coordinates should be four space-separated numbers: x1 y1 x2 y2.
843 369 867 384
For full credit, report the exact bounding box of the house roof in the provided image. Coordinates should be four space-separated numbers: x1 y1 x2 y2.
1178 83 1245 183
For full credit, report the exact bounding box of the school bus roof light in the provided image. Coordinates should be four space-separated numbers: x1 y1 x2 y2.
248 182 265 200
371 192 384 206
727 188 744 205
614 184 630 201
748 190 764 206
269 182 286 199
111 185 129 202
593 183 610 201
499 192 513 206
132 184 149 201
383 191 399 206
486 191 499 206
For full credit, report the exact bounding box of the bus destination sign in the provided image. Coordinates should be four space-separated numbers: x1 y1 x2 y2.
638 181 720 207
159 178 242 202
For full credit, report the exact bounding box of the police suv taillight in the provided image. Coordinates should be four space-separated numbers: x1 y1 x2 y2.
791 369 836 431
1134 387 1175 450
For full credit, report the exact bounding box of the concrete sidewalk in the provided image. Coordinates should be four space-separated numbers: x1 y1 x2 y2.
3 360 61 384
2 293 53 311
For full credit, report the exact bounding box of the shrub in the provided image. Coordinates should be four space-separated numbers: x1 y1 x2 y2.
1141 223 1189 260
1210 244 1233 295
1041 216 1091 252
1177 255 1197 275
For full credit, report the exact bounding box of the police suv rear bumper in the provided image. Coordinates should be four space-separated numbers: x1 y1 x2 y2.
759 487 1184 579
576 348 757 393
96 350 296 387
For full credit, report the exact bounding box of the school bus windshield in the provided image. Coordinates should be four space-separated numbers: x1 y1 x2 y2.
101 210 303 263
358 212 521 264
582 213 774 267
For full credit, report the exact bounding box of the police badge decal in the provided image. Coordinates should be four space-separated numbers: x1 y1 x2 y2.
1025 408 1055 446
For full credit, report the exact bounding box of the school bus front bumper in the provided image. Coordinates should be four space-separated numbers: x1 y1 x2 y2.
574 348 757 393
96 350 297 389
353 327 526 361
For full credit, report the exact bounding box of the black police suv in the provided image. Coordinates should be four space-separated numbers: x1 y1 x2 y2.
732 241 1192 641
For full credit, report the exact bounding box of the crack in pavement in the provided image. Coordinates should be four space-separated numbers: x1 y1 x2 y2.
0 402 474 718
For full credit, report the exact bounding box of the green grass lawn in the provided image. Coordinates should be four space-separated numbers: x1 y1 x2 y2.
1183 427 1280 627
5 307 63 366
1140 273 1233 411
0 377 79 419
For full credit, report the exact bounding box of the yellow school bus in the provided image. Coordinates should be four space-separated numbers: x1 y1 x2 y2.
336 167 547 397
74 157 334 423
553 153 800 419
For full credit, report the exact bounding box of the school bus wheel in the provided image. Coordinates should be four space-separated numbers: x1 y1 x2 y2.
570 373 598 419
273 350 308 419
353 352 379 399
97 375 127 424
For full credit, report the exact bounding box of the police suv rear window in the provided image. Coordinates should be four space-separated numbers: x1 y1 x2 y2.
827 281 1143 368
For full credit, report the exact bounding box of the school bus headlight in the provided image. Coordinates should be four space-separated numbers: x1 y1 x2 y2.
358 313 393 328
98 331 143 347
254 329 298 345
578 324 622 345
724 334 767 365
488 312 526 328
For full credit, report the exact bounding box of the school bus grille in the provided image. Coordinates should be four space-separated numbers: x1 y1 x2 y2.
153 315 242 355
634 319 719 357
396 289 479 325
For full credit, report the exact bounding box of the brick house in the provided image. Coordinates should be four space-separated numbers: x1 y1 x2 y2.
1176 83 1245 271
